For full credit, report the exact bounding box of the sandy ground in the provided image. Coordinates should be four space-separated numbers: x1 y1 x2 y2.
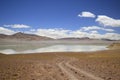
0 49 120 80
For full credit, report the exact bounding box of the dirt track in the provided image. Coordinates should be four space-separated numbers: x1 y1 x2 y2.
58 59 104 80
58 61 78 80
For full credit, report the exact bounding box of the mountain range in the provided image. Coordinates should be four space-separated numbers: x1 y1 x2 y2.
0 32 117 41
0 32 53 41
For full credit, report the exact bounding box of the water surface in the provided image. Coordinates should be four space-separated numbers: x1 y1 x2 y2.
0 44 108 54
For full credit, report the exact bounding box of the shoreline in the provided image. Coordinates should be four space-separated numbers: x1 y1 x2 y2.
0 48 119 55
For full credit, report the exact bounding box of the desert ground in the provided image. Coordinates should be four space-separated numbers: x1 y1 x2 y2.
0 49 120 80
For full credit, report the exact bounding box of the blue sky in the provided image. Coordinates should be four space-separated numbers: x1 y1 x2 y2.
0 0 120 39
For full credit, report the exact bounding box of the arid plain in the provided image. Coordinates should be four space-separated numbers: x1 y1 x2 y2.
0 46 120 80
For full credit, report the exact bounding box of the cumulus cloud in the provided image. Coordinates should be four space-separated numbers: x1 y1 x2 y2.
69 30 120 40
78 11 96 18
96 15 120 27
0 27 15 35
81 26 114 32
70 30 89 38
25 28 120 40
34 28 71 39
90 31 98 34
0 24 119 40
4 24 30 28
102 33 120 40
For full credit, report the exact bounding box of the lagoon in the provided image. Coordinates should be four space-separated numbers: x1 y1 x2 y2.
0 43 108 54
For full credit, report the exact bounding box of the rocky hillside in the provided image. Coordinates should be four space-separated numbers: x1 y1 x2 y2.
0 32 53 41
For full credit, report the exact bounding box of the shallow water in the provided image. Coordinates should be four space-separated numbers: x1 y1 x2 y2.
0 44 108 54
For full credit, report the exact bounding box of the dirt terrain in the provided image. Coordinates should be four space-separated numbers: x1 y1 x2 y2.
0 49 120 80
107 43 120 49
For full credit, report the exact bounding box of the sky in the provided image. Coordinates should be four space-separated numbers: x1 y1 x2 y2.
0 0 120 40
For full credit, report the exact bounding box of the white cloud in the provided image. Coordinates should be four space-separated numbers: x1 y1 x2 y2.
69 30 120 40
1 24 119 40
34 28 71 39
81 26 100 31
102 33 120 40
70 30 89 38
81 26 114 32
30 29 36 31
0 22 119 40
26 28 120 40
0 27 15 35
90 31 98 34
78 11 96 18
4 24 30 28
96 15 120 27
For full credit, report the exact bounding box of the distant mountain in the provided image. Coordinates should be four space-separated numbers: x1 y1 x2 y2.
0 33 119 41
58 37 119 41
0 34 9 38
100 38 115 41
0 32 53 41
58 37 91 40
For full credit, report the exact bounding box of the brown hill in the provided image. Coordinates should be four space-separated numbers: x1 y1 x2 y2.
0 32 53 41
0 34 9 38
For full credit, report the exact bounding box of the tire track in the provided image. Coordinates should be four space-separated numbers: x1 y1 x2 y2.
65 61 104 80
58 62 79 80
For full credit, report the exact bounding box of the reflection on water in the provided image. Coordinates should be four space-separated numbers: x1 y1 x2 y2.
0 45 108 54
